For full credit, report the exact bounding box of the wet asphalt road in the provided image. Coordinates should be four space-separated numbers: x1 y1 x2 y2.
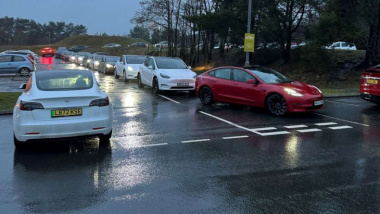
1 57 380 213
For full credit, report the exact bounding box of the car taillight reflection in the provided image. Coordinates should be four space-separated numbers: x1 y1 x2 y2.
40 57 53 65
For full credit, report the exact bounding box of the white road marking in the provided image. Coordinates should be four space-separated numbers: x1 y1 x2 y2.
260 131 290 136
329 126 353 130
314 113 370 127
222 135 249 139
182 139 210 143
284 125 308 129
158 95 180 104
251 127 277 131
297 128 322 133
132 143 168 148
199 111 254 132
325 100 366 108
315 122 337 126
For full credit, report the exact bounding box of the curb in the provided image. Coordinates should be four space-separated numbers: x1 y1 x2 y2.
324 94 360 98
0 110 13 115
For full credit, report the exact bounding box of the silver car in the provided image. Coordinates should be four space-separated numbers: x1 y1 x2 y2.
0 54 35 76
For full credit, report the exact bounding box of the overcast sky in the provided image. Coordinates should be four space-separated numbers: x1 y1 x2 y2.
0 0 141 35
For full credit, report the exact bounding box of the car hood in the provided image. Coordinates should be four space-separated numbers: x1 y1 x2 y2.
158 69 195 79
276 81 322 95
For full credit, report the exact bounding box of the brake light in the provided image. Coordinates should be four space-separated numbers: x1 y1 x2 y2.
89 97 110 107
20 101 44 111
42 50 45 53
49 50 52 52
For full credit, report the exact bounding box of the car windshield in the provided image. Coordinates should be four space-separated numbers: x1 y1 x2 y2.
94 56 103 60
155 58 187 69
248 67 291 84
105 57 119 62
36 71 93 91
78 52 90 56
126 56 146 64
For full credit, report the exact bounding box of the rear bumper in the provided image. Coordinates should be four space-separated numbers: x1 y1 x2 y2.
361 93 380 102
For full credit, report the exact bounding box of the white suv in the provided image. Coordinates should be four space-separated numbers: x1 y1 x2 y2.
326 42 357 50
114 55 147 82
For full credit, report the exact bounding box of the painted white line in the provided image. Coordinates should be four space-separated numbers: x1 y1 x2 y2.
158 95 180 104
329 126 353 130
251 127 277 131
199 111 253 132
260 131 290 136
132 143 168 148
222 135 249 140
315 122 337 126
314 113 370 127
284 125 308 129
182 139 210 143
297 128 322 133
325 100 366 108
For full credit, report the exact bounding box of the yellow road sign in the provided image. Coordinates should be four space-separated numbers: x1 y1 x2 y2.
244 33 255 52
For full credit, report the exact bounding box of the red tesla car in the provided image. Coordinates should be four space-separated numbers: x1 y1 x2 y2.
41 48 54 57
195 66 324 116
360 65 380 104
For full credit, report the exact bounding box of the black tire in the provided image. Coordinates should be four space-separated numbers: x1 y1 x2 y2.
152 78 160 95
123 71 128 83
114 70 119 79
199 87 214 105
14 134 25 149
99 130 112 144
137 74 144 88
266 94 288 116
19 68 30 76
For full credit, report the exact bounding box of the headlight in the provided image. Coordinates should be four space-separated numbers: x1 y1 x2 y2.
160 73 170 79
127 66 134 72
106 64 113 68
79 57 84 60
284 88 303 97
71 56 75 59
94 61 99 65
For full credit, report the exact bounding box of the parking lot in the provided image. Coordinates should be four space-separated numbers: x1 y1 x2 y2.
1 57 380 213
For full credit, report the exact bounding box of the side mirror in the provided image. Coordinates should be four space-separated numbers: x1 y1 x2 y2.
148 65 154 70
20 83 26 89
187 66 192 69
246 79 259 85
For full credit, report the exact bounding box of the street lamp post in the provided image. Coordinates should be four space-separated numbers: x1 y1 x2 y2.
48 32 50 44
245 0 252 66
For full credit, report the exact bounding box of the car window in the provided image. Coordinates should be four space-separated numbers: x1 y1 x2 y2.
214 68 231 80
148 59 155 69
248 67 291 84
233 69 255 82
332 43 340 48
105 57 119 62
119 57 123 62
144 59 149 67
13 56 25 62
155 58 187 69
208 70 215 76
342 42 348 47
0 56 12 62
36 71 93 91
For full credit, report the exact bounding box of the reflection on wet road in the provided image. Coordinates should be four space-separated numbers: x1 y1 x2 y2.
1 57 380 213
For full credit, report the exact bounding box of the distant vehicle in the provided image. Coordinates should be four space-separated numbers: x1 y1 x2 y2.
55 47 67 59
13 70 113 148
0 54 35 76
68 45 89 52
361 65 380 105
154 41 169 49
89 55 104 70
62 51 74 62
98 56 119 74
41 48 54 57
115 55 147 82
82 54 93 68
68 52 77 63
102 43 121 48
75 52 91 65
137 56 196 95
130 42 148 47
325 42 357 50
195 66 324 116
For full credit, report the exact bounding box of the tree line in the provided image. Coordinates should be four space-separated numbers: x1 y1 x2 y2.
131 0 380 67
0 16 87 46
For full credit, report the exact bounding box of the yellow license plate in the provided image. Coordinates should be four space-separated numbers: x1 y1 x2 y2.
367 79 378 84
51 108 82 117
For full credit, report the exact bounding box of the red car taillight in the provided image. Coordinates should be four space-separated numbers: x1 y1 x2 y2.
20 101 44 111
42 50 45 53
49 50 52 52
89 97 110 107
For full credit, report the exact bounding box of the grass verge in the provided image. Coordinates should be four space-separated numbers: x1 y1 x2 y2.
0 92 21 111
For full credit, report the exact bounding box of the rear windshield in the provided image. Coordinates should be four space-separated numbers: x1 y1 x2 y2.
35 71 93 91
126 56 146 64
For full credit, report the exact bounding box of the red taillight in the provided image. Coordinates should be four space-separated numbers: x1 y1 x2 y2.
89 97 110 107
49 50 52 52
20 101 44 111
42 50 45 53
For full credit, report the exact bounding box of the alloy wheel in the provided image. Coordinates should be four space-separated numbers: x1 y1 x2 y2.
267 94 288 116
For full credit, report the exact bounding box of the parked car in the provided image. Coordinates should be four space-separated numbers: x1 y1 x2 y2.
89 55 105 70
0 54 35 76
102 43 121 48
8 51 37 64
68 52 77 63
325 42 357 50
137 57 196 94
154 41 169 49
55 47 67 59
75 52 91 65
13 70 113 148
115 55 147 82
68 45 89 52
98 56 119 74
82 54 93 68
195 66 324 116
361 65 380 104
130 42 148 47
62 51 73 62
41 48 54 57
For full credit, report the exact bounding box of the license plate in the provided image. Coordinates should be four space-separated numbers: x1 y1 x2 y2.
51 108 82 117
177 83 189 86
314 100 324 106
367 79 378 84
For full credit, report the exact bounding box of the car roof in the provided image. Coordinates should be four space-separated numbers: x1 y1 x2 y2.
0 54 26 57
34 69 93 76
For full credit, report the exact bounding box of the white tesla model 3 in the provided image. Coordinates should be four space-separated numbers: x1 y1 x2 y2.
13 70 113 148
